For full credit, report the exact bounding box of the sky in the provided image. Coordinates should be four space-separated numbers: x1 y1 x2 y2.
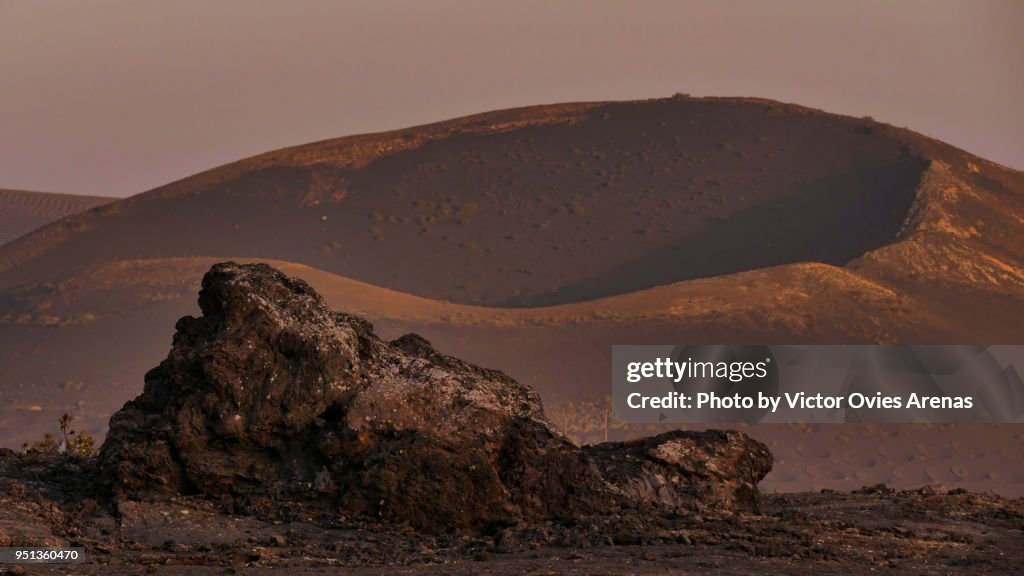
1 0 1021 198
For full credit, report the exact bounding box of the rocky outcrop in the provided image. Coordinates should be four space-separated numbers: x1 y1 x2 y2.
100 262 770 532
586 430 772 512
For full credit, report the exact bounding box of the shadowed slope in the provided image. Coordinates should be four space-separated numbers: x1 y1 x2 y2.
0 98 928 306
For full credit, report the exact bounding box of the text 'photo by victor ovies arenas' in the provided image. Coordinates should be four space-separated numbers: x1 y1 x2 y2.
0 2 1022 574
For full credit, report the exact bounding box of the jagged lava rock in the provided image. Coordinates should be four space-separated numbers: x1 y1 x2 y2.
585 430 772 512
100 262 604 531
100 262 770 532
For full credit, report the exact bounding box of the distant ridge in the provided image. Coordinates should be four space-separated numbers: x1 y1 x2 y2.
0 188 111 246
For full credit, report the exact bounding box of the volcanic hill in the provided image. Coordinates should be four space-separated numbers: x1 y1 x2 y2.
1 96 1022 495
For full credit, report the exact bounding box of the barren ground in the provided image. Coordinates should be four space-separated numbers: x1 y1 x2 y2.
2 467 1020 576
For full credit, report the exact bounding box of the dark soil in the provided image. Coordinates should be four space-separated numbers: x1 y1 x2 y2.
2 453 1020 575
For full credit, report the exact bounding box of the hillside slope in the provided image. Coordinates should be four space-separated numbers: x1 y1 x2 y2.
0 189 111 246
1 97 1022 495
0 97 967 306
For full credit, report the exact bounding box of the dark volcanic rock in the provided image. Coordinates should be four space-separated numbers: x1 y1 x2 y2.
585 430 772 512
100 262 769 532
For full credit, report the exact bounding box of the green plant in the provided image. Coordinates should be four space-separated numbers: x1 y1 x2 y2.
22 413 97 458
61 413 98 457
21 433 60 455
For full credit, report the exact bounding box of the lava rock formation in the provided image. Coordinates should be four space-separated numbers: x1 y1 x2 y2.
100 262 771 532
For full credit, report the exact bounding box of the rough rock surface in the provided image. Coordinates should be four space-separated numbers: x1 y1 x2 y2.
586 430 772 512
100 262 770 532
3 447 1021 574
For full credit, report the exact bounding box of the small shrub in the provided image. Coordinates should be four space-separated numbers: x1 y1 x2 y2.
60 413 98 458
21 413 97 458
66 431 96 458
22 433 60 455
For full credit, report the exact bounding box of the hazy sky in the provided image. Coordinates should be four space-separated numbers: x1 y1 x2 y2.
1 0 1021 197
